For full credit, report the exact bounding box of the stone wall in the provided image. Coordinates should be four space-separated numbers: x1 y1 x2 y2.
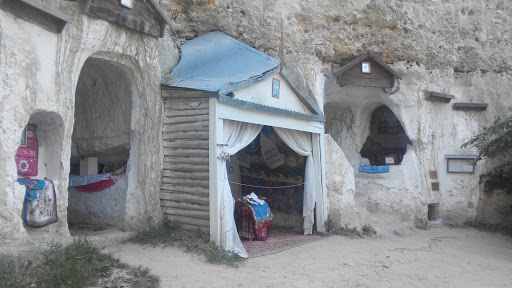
0 1 179 249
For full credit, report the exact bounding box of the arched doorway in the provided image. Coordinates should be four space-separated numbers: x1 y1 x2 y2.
67 56 137 231
359 105 411 165
13 111 64 236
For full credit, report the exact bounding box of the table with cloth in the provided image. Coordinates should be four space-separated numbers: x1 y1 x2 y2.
235 194 272 241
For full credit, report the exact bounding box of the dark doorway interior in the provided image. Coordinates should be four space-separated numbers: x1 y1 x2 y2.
360 105 411 165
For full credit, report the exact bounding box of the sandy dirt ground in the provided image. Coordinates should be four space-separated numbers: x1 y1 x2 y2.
103 226 512 288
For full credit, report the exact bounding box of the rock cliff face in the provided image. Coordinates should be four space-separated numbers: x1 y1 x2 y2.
161 0 512 230
161 0 511 96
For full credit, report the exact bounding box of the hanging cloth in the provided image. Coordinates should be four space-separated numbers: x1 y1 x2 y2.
273 127 316 235
260 133 285 169
18 178 58 227
221 120 263 258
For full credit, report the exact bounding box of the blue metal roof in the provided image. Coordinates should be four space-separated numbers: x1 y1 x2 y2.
163 31 281 92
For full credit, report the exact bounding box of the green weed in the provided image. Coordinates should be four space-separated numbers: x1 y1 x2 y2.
128 222 243 267
0 240 159 288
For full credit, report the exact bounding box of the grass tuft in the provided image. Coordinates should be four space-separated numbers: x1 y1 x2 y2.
0 239 159 288
127 222 243 267
361 224 377 236
323 217 377 238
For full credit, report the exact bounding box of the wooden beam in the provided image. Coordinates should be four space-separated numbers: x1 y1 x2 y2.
426 91 455 103
0 0 71 33
452 102 488 111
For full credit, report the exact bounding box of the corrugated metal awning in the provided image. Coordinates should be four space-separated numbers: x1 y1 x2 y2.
163 32 280 92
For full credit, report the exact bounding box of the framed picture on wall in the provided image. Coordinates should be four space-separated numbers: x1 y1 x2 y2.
361 61 371 73
272 78 280 98
445 155 476 174
20 126 27 147
120 0 134 9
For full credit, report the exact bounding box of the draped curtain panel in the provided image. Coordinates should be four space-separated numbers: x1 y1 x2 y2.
221 120 263 257
273 127 315 235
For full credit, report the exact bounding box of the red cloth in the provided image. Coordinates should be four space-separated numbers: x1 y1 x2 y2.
16 124 38 176
235 202 269 241
75 179 116 192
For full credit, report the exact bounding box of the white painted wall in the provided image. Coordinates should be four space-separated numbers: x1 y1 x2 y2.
234 72 312 115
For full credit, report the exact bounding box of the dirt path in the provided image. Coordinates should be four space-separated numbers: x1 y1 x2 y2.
103 227 512 288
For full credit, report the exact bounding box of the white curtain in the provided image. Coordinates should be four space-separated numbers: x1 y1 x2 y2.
274 127 316 235
220 120 263 257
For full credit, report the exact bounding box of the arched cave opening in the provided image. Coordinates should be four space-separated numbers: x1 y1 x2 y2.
67 56 136 231
360 105 411 166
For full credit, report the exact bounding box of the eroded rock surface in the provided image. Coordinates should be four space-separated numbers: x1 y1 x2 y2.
161 0 511 98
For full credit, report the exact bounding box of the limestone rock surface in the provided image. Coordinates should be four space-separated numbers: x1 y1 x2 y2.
325 134 358 228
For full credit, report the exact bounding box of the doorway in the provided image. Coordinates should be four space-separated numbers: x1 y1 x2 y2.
360 105 411 165
67 57 136 233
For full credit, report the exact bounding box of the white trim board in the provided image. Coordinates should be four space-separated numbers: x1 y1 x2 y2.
217 101 323 134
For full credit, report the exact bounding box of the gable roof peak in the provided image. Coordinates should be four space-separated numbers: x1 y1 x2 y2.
333 51 402 80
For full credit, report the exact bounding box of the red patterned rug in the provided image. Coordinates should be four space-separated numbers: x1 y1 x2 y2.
16 124 38 176
242 228 326 258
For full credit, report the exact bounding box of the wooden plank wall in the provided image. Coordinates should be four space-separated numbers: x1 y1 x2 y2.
337 59 395 88
161 97 210 232
84 0 165 37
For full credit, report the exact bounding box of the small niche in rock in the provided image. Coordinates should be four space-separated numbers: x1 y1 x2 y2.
360 105 411 165
428 203 440 220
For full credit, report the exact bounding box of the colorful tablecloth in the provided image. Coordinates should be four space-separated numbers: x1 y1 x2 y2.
241 175 303 214
235 202 269 241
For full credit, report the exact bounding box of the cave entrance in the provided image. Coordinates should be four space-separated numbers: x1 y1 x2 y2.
67 57 136 233
227 126 318 256
360 105 411 166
